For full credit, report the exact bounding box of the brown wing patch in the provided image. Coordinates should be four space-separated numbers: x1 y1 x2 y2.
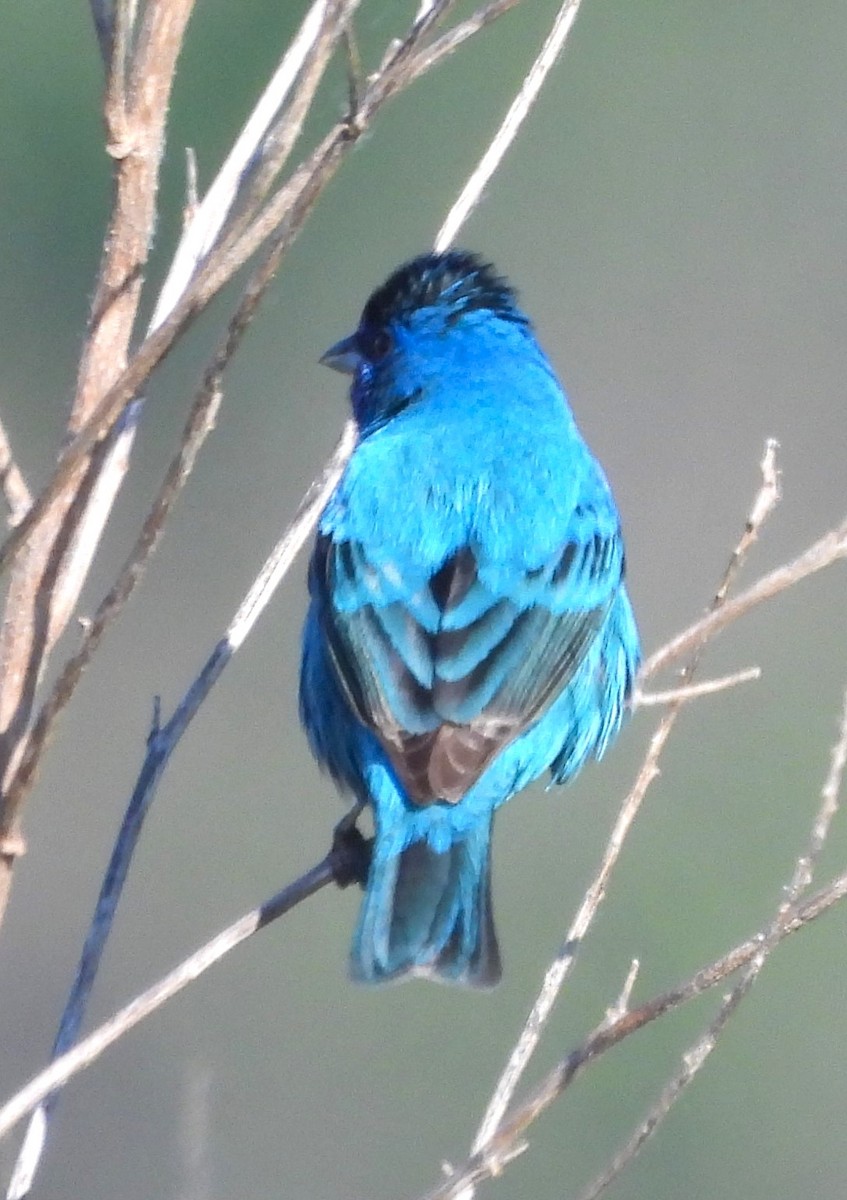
320 538 612 809
382 719 519 806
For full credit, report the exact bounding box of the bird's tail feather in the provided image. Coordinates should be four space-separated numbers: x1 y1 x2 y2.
351 819 500 987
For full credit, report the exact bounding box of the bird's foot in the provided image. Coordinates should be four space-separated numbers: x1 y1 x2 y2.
330 803 372 890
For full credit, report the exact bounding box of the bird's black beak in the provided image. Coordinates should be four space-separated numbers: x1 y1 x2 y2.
320 334 361 375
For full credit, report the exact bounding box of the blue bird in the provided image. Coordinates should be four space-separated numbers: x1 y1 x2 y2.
300 251 639 986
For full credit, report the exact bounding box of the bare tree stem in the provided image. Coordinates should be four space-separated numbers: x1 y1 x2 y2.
469 440 781 1159
575 684 847 1200
0 416 31 528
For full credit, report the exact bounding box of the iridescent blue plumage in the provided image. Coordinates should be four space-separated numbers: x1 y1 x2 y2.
300 251 639 985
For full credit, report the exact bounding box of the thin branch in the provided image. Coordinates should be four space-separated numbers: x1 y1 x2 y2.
808 688 847 871
182 147 198 226
469 440 782 1157
576 684 847 1200
632 666 760 707
204 1 362 283
0 5 537 1187
641 515 847 681
435 0 585 251
422 865 847 1200
404 1 522 85
0 415 31 528
2 379 225 821
0 839 361 1155
0 0 196 918
151 0 352 331
2 856 842 1164
601 959 640 1029
3 417 356 1198
0 0 522 582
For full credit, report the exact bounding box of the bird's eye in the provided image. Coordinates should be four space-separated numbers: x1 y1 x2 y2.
365 327 393 362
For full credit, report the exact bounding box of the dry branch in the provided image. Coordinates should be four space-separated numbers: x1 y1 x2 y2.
0 0 196 915
0 416 31 528
0 0 526 921
1 852 845 1153
2 5 549 1193
575 685 847 1200
423 866 847 1200
467 439 781 1161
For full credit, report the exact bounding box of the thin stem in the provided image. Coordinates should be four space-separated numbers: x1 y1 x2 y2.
0 867 844 1155
0 416 31 527
151 0 353 330
632 666 760 707
435 0 585 251
421 865 847 1200
641 515 847 682
0 859 336 1159
576 684 847 1200
470 441 781 1156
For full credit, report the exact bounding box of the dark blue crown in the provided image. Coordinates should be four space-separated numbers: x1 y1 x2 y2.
361 251 527 330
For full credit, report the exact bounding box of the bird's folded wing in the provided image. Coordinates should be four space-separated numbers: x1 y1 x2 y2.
312 522 624 805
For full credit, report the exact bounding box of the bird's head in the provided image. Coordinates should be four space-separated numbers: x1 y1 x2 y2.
321 251 532 432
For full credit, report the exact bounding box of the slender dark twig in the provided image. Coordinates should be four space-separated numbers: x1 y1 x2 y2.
1 6 540 1192
3 422 355 1198
1 858 844 1154
0 814 370 1164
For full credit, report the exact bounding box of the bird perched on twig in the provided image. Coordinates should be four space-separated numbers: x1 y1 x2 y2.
300 251 640 986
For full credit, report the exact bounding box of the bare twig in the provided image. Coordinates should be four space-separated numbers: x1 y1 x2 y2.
423 865 847 1200
640 515 847 682
182 147 198 227
2 379 225 819
0 416 31 527
0 0 523 583
600 959 640 1029
152 0 353 330
576 685 847 1200
404 1 522 84
3 855 842 1170
435 0 585 251
0 854 340 1161
469 440 782 1158
0 0 196 915
2 5 538 1190
632 666 761 707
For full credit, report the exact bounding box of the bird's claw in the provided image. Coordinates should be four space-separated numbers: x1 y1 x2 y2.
330 804 372 890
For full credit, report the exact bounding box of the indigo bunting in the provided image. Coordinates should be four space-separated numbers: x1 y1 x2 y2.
300 251 639 986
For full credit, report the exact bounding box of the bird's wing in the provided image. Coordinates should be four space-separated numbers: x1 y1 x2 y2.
311 519 624 806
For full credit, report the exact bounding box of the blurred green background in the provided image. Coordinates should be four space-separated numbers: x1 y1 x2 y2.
1 2 846 1198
